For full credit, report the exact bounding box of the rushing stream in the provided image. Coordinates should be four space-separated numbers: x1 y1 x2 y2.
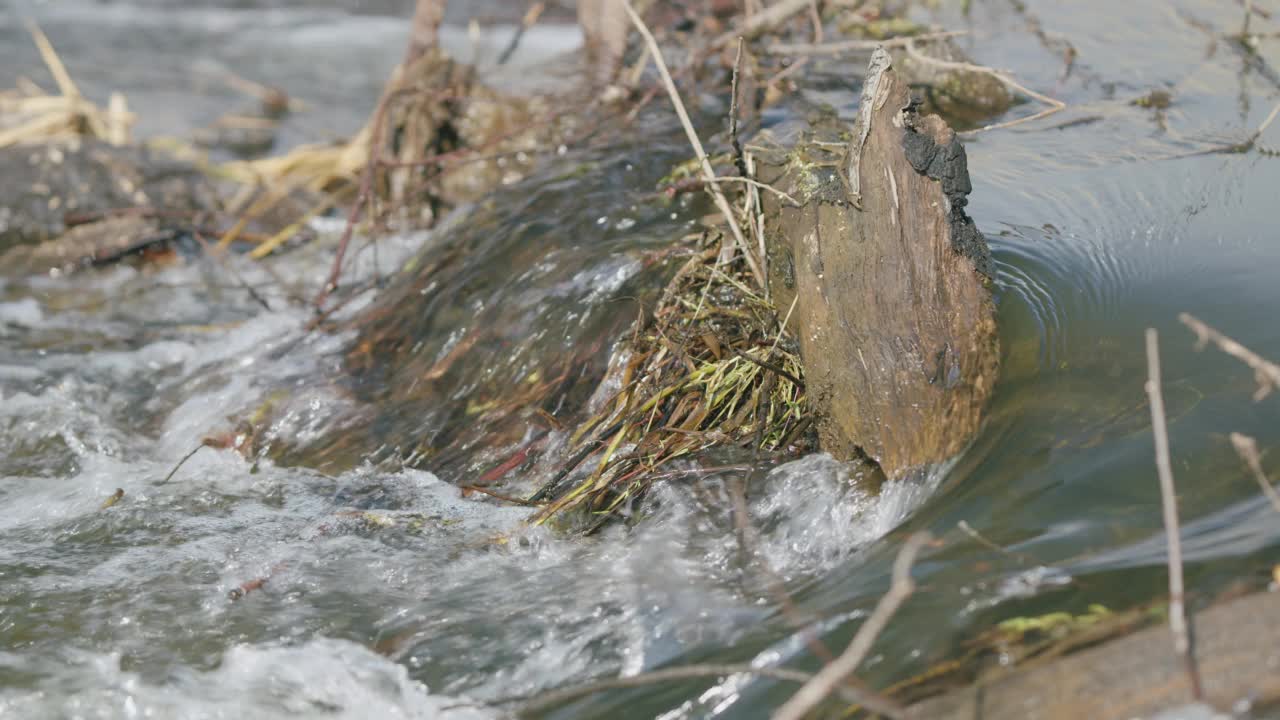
4 0 1280 718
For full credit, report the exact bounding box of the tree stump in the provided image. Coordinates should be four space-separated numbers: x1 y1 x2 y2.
757 48 998 479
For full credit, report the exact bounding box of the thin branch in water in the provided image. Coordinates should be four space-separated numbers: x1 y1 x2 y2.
1180 312 1280 401
957 520 1036 565
159 444 206 485
190 231 273 312
773 532 932 720
1145 328 1204 702
903 39 1066 133
621 0 766 289
1230 432 1280 513
1167 99 1280 158
497 1 546 65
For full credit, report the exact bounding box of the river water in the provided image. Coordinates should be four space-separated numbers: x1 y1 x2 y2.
3 1 1280 718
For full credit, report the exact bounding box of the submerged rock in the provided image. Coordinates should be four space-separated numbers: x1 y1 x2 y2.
0 138 218 252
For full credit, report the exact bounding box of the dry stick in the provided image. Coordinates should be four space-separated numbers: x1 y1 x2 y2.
159 444 207 485
729 38 749 179
190 231 273 312
1145 328 1205 702
312 87 401 310
903 39 1066 133
513 663 864 716
711 175 800 206
746 152 768 300
1180 313 1280 401
773 532 933 720
958 520 1033 565
497 0 546 65
621 0 767 290
767 30 968 55
1230 432 1280 513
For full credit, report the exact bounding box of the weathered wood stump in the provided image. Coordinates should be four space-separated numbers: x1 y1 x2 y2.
757 48 998 478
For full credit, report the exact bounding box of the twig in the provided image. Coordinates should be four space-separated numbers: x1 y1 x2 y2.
159 444 206 485
1144 328 1204 702
904 39 1066 133
622 0 766 289
1165 99 1280 158
312 86 404 310
25 21 80 98
730 348 805 389
746 152 768 299
497 1 546 65
710 176 801 206
1256 100 1280 137
1180 313 1280 401
773 532 932 720
729 38 749 179
511 663 864 716
957 520 1034 565
767 30 968 55
190 231 273 312
1230 433 1280 513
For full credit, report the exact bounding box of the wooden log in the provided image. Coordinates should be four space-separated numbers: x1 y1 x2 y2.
757 48 998 478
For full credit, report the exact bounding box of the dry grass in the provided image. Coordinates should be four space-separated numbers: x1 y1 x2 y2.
529 230 808 529
0 23 134 148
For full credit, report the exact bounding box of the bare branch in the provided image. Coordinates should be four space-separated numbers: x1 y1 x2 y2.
1230 432 1280 513
1145 328 1204 701
903 39 1065 133
773 532 932 720
622 0 766 288
1180 313 1280 401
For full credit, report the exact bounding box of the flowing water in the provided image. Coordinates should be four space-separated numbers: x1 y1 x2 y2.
3 0 1280 718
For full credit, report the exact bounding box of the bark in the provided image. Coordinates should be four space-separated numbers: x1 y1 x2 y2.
757 52 998 478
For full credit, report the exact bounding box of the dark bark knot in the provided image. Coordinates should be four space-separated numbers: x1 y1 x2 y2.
902 107 994 279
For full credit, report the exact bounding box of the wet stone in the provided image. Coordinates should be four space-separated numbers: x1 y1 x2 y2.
0 138 219 252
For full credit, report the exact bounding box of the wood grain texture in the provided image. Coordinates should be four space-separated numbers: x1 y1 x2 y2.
759 59 998 478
